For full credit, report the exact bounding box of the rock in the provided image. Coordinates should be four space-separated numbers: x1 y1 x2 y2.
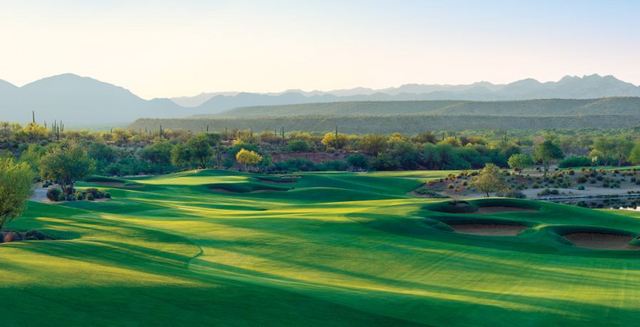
3 232 22 243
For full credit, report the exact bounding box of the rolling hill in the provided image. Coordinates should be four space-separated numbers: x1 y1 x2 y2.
203 98 640 119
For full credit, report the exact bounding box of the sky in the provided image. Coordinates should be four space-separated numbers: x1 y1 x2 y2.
0 0 638 99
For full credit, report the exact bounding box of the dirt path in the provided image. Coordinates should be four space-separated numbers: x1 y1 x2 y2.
30 184 51 203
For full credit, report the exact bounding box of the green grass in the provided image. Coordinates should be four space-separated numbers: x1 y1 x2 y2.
3 170 640 326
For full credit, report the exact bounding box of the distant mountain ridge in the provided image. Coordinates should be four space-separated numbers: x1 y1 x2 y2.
2 73 640 126
176 74 640 112
0 73 204 125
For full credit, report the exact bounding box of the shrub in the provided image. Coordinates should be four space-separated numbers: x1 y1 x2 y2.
87 193 95 201
287 140 311 152
538 188 560 196
273 158 316 172
318 160 349 171
558 156 591 168
346 154 369 170
577 185 585 190
497 190 527 199
46 188 62 201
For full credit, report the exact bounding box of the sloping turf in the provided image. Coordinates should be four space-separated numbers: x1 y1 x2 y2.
2 170 640 326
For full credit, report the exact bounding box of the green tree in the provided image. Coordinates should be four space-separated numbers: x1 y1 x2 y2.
358 134 388 155
533 140 564 177
613 138 634 166
0 158 35 229
346 154 369 170
40 143 95 194
471 164 507 197
141 141 174 166
19 143 46 174
507 153 533 174
171 144 192 168
187 134 215 169
629 142 640 165
287 139 311 152
591 137 632 166
87 142 117 173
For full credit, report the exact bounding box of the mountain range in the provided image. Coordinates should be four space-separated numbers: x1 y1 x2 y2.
2 73 640 126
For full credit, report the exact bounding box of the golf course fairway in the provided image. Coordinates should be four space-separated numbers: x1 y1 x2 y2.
2 170 640 326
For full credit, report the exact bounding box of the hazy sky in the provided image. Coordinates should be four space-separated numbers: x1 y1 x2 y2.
1 0 638 99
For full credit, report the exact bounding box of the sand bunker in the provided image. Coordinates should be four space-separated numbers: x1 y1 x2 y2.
563 232 639 250
447 222 528 236
476 206 537 214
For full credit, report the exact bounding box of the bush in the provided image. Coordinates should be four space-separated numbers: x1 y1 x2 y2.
369 153 400 171
537 188 560 196
497 190 527 199
46 188 62 201
346 154 369 170
577 185 585 190
272 158 316 172
559 156 592 168
318 160 349 171
287 140 311 152
87 193 95 201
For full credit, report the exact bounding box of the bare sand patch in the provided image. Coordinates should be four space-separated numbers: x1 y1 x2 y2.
563 232 639 250
476 206 537 214
447 222 528 236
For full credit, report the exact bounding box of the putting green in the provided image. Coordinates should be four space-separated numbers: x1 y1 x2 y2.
2 170 640 326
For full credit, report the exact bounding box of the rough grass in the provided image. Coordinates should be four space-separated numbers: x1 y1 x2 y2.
2 170 640 326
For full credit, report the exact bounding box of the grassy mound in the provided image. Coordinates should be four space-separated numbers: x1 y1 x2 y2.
207 182 290 193
255 175 300 184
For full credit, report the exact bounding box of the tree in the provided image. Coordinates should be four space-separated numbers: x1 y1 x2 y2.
591 136 632 166
471 164 507 197
533 140 564 177
186 134 215 168
321 132 348 150
19 143 46 174
0 158 35 229
235 148 263 171
40 143 95 195
508 154 533 174
170 143 192 168
346 154 369 170
613 138 634 166
87 142 117 173
141 141 173 166
388 140 420 169
287 139 311 152
629 142 640 165
170 134 221 169
358 134 388 155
